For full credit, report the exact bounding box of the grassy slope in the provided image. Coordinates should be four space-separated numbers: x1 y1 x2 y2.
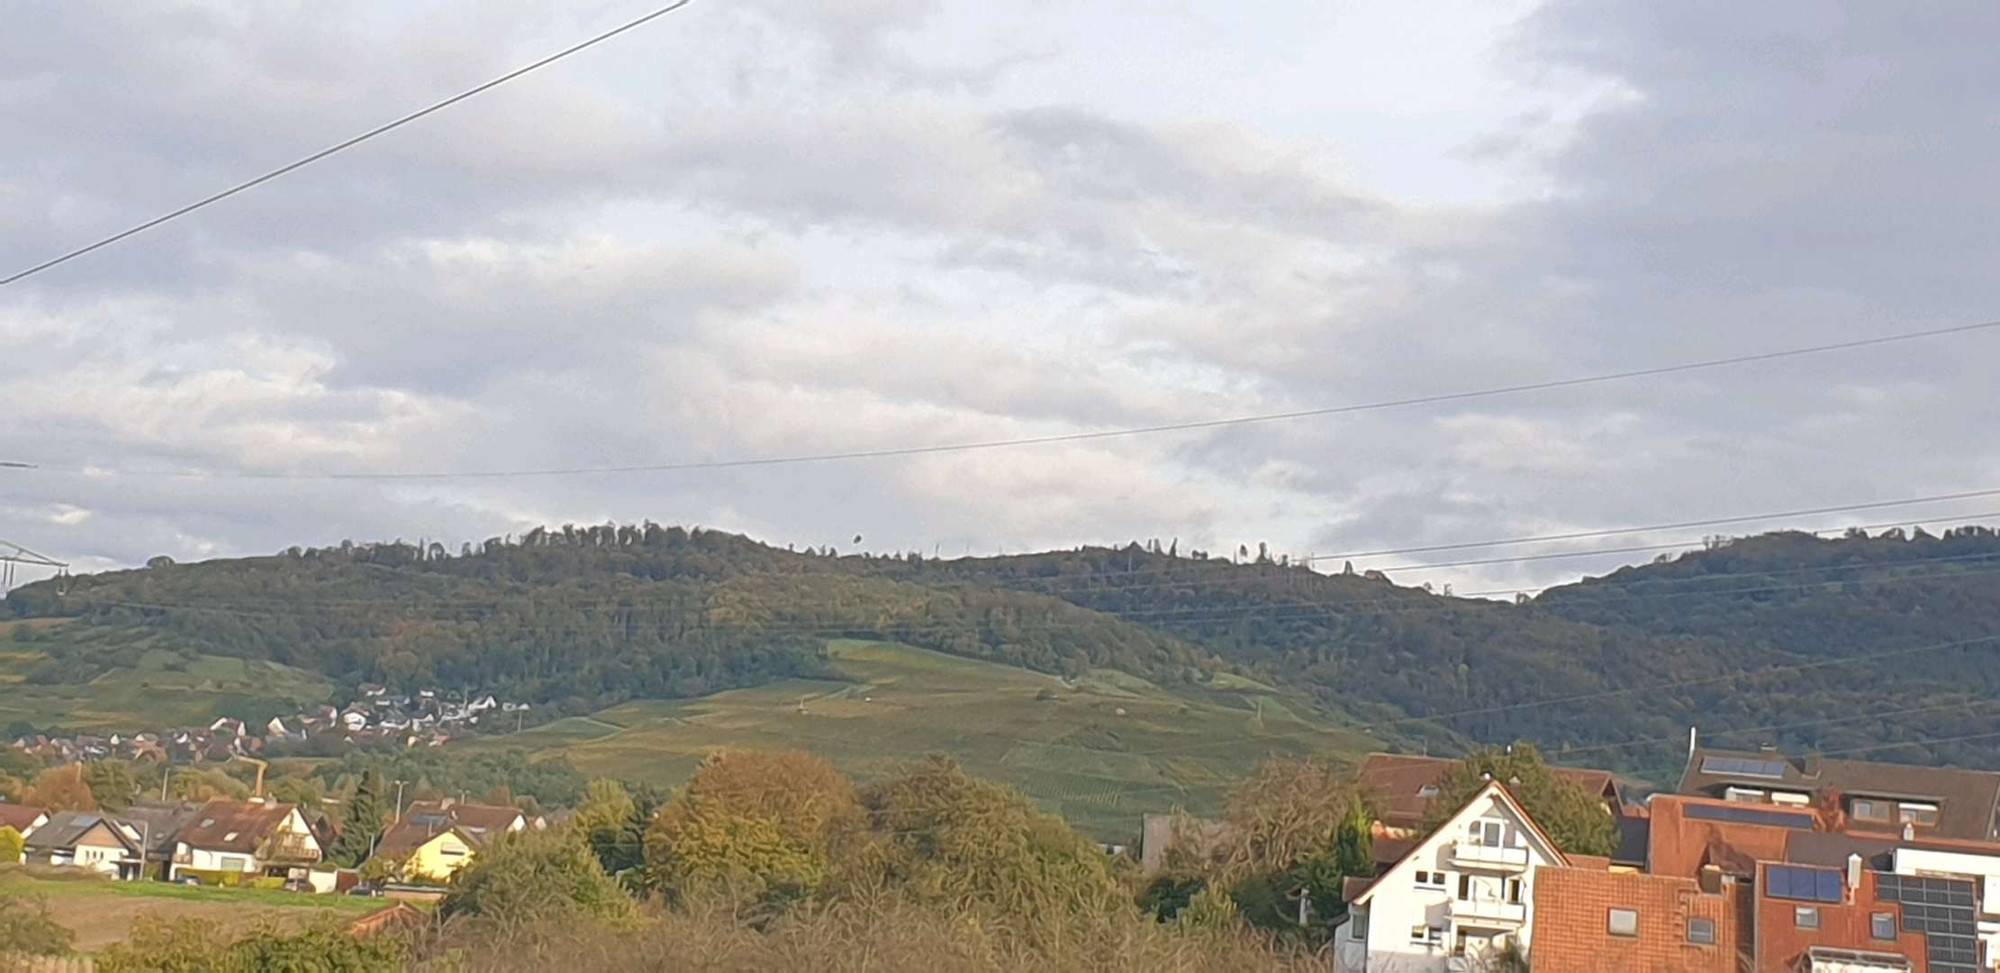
0 620 332 731
0 866 378 953
468 639 1376 840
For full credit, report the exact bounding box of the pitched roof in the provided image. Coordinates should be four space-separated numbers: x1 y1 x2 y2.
22 810 141 856
175 799 299 854
1645 794 1809 878
0 804 49 832
1679 746 2000 840
1354 752 1619 829
1349 780 1569 907
115 801 206 856
374 801 523 859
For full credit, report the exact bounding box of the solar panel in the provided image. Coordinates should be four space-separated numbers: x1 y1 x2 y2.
1766 865 1844 903
1876 874 1979 972
1684 802 1815 830
1700 755 1787 779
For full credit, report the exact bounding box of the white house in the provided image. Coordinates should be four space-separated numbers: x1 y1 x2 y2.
20 811 144 878
169 799 323 880
1334 780 1568 972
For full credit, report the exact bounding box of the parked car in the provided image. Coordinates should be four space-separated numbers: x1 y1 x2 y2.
175 875 201 886
282 877 312 893
347 882 382 897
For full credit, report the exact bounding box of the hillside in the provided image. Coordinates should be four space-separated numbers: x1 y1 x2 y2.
466 639 1373 839
7 523 2000 782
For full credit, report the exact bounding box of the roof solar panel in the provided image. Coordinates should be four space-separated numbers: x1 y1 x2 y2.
1684 802 1815 829
1876 874 1979 970
1700 755 1788 779
1766 865 1844 903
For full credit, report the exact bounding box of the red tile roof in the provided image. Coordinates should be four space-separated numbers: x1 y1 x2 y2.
175 799 300 854
1354 752 1619 829
1646 794 1807 879
0 804 48 832
1533 866 1746 972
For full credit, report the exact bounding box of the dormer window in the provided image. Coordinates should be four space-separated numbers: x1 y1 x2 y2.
1417 784 1439 798
1851 799 1892 823
1899 803 1940 827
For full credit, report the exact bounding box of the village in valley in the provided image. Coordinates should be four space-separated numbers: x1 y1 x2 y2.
8 684 530 765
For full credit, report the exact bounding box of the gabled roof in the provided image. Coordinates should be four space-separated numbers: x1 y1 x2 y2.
0 804 49 832
1355 752 1620 830
23 810 142 856
116 801 206 856
175 799 300 853
374 801 524 859
1679 746 2000 840
1349 780 1568 907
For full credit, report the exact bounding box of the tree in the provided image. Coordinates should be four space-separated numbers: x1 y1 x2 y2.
1420 742 1616 856
82 760 139 811
643 750 860 901
442 826 636 926
24 765 95 812
0 825 24 864
327 769 386 867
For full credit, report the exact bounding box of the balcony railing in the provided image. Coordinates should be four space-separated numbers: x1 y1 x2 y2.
1448 898 1527 925
1449 843 1529 870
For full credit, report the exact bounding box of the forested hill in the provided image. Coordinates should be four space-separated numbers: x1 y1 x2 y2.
8 523 2000 778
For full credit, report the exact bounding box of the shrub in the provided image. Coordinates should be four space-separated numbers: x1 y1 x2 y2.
441 826 636 926
0 895 74 958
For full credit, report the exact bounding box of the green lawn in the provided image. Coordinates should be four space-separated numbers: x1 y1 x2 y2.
469 640 1376 840
0 866 381 953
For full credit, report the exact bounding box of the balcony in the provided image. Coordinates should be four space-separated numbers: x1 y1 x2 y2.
1449 843 1529 871
1448 898 1527 926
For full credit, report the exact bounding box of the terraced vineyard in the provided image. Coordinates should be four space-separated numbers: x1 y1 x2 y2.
468 640 1374 839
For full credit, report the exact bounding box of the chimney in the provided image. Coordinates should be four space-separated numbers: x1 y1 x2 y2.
1689 727 1698 761
1903 822 1915 841
1847 853 1863 892
1698 864 1724 895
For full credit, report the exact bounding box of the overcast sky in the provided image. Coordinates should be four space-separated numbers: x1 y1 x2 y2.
3 0 1997 594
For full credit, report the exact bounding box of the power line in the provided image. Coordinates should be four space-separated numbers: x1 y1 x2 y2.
0 0 697 287
17 319 2000 479
1311 486 2000 561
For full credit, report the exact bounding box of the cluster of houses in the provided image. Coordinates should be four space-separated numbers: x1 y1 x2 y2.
1145 741 2000 972
1 792 541 894
8 686 529 764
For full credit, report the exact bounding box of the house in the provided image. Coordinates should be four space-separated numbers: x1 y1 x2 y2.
0 803 50 838
21 810 145 878
1530 863 1746 971
1354 752 1623 834
1645 793 1816 878
209 717 246 738
360 683 387 697
372 800 528 883
1788 830 2000 967
468 694 497 714
1679 744 2000 841
1750 860 1937 972
116 801 205 881
1333 781 1568 972
169 799 323 880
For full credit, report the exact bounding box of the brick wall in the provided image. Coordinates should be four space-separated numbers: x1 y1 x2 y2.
1532 866 1743 972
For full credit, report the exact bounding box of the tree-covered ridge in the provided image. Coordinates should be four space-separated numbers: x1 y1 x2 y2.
9 523 2000 779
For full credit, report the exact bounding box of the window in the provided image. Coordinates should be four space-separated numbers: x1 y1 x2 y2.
219 855 248 872
1687 917 1716 945
1409 925 1443 947
1899 803 1940 826
1414 870 1446 889
1417 784 1439 798
1852 798 1890 822
1795 906 1820 930
1608 908 1638 938
1723 787 1765 803
1474 820 1504 846
1350 912 1368 940
1505 878 1523 904
1871 912 1896 940
1459 875 1476 900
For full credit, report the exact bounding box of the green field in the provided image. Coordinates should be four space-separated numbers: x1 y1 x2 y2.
0 865 380 952
469 640 1376 839
0 620 333 731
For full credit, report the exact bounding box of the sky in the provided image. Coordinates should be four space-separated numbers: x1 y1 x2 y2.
2 0 1997 596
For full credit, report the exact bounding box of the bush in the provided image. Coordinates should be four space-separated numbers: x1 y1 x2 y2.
441 827 636 926
97 914 405 973
0 895 74 958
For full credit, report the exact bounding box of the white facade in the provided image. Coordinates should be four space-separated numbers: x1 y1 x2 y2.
171 806 322 879
1334 783 1566 973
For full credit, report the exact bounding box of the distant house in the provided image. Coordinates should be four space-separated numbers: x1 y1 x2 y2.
116 801 205 881
209 717 246 738
1354 752 1622 835
22 810 145 878
468 695 498 714
0 803 50 839
170 799 323 880
1679 744 2000 841
360 683 387 697
372 800 529 883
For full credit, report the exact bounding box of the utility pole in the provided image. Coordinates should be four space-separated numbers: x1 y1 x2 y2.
0 538 67 594
394 780 408 822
